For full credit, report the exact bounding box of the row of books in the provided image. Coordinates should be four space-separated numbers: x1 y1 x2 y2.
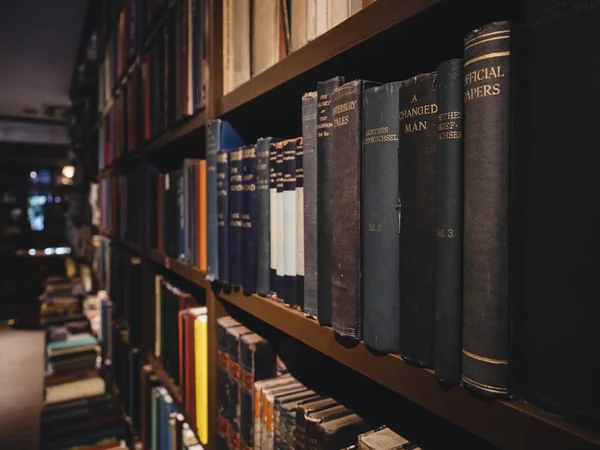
154 275 209 443
147 160 207 266
223 0 373 94
140 367 203 450
216 315 420 450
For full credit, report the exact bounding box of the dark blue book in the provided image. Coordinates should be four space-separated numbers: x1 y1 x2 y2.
178 169 185 261
207 120 244 281
229 147 244 287
217 149 231 284
242 145 258 294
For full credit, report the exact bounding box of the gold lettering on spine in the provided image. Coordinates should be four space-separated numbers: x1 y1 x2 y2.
437 111 462 141
400 102 437 135
363 126 398 145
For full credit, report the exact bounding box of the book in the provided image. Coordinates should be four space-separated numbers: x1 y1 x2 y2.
256 137 274 296
295 397 339 450
227 325 253 449
331 79 376 339
315 0 328 37
198 159 208 271
252 0 286 75
240 333 277 449
206 120 244 281
276 141 285 300
274 390 319 449
253 375 295 449
269 139 279 296
283 139 299 307
45 377 106 405
233 0 251 88
295 137 305 308
154 274 163 358
263 383 308 450
217 148 231 284
194 313 209 444
242 145 258 294
434 58 464 385
316 76 345 325
397 73 438 367
307 0 317 41
217 317 242 445
317 413 371 450
523 0 600 424
462 21 515 398
361 81 401 353
305 405 351 450
301 91 318 317
328 0 349 29
357 426 411 450
291 0 308 52
230 147 245 287
184 307 207 427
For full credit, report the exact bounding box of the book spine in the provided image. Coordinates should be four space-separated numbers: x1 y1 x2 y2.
361 82 401 353
269 142 279 297
434 58 464 385
242 145 258 294
295 141 305 309
217 322 232 445
256 138 272 296
217 149 230 284
301 92 318 316
283 140 298 307
199 160 208 271
178 170 185 260
276 142 285 301
183 161 190 262
316 76 345 325
398 73 438 367
230 148 244 287
462 21 514 398
206 120 221 280
240 344 256 450
331 80 368 339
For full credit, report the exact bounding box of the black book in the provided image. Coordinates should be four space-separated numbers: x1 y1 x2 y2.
256 138 273 296
462 21 516 398
275 141 285 301
523 0 600 424
398 73 438 367
216 317 241 442
434 58 464 384
269 140 279 296
217 149 231 284
362 81 401 353
242 145 258 295
295 139 305 308
316 76 345 325
282 139 298 307
229 147 244 288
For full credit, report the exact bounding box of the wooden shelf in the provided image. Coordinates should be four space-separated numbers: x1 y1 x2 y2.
213 289 600 450
145 110 207 156
216 0 439 116
147 249 209 289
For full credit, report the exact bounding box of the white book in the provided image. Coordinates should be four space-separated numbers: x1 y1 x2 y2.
291 0 308 51
252 0 281 75
349 0 362 15
315 0 328 37
306 0 317 41
232 0 251 89
327 0 349 29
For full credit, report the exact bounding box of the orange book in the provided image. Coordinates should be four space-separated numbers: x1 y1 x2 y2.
198 160 207 271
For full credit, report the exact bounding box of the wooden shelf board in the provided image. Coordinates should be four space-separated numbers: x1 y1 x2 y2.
216 0 440 116
147 249 209 289
215 289 600 450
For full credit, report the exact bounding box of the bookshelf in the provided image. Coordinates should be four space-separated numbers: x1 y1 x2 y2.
82 0 600 449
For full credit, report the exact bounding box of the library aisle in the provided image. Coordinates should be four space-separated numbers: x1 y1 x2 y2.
0 328 44 449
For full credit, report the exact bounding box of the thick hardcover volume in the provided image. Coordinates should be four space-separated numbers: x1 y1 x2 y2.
362 82 401 353
240 334 277 450
227 326 253 450
316 76 345 325
269 141 279 296
256 138 273 296
296 140 305 308
242 145 259 295
434 59 464 385
462 21 515 398
523 2 600 424
217 149 231 284
295 397 338 450
357 426 410 450
305 405 351 450
397 73 438 367
275 142 285 300
283 139 299 307
301 91 318 317
317 413 371 450
230 147 245 288
217 317 242 444
207 120 244 281
331 80 377 339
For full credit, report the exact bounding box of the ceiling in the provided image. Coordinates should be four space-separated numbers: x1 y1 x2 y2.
0 0 89 121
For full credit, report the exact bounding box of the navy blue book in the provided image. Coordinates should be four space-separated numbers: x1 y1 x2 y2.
217 149 231 284
207 120 244 281
229 147 244 287
242 145 258 294
178 169 185 261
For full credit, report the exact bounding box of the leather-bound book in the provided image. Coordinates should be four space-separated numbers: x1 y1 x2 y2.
434 59 464 385
317 413 371 450
276 141 285 301
256 138 274 296
462 21 516 398
283 139 300 307
331 80 377 339
240 333 277 450
227 326 254 450
357 426 412 450
230 147 245 288
274 390 319 449
198 160 207 271
523 1 600 424
398 73 438 367
242 145 259 295
263 383 308 450
217 317 242 445
217 148 231 284
295 397 338 450
296 139 305 308
206 119 244 281
316 76 346 325
302 91 318 317
305 405 351 450
269 140 279 296
361 82 401 353
254 375 295 449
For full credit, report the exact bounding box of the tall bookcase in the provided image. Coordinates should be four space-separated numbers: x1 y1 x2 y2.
86 0 600 449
